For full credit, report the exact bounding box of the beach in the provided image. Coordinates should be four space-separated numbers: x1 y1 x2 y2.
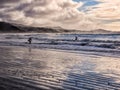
0 33 120 89
0 44 120 89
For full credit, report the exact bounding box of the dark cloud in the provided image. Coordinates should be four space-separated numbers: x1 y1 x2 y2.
0 0 19 3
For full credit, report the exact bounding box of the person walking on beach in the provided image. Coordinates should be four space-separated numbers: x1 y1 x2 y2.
28 37 32 44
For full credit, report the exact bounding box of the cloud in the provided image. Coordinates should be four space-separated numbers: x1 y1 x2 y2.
88 1 120 20
0 0 120 31
0 0 88 28
100 22 120 31
84 0 120 31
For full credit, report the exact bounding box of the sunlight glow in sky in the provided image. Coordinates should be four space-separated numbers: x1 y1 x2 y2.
0 0 120 31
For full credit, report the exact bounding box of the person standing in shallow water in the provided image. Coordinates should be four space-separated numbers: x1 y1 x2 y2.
75 36 78 41
28 37 32 44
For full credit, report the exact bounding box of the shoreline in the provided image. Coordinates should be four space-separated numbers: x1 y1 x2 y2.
0 43 120 58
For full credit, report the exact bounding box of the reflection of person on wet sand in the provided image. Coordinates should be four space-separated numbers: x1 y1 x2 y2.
28 37 32 44
28 47 32 52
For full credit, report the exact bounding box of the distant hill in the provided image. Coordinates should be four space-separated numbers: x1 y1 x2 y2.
0 22 20 32
0 21 120 34
0 22 73 33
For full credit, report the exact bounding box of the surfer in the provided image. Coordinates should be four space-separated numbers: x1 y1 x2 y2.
28 37 32 44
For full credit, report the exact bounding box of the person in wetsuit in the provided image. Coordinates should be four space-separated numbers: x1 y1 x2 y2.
28 37 32 44
75 36 78 41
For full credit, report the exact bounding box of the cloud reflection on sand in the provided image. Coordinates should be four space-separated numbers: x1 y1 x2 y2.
0 46 120 79
0 46 120 89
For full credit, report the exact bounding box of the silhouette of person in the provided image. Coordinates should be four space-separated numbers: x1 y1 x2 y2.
28 37 32 44
75 36 78 41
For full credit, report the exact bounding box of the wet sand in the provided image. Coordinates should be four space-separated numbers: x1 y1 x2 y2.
0 46 120 90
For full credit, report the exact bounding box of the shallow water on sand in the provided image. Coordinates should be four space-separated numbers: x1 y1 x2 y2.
0 46 120 89
0 46 120 78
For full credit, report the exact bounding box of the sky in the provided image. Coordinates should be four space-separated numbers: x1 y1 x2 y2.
0 0 120 31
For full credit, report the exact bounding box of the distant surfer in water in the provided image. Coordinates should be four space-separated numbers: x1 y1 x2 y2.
75 36 78 41
28 37 32 44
